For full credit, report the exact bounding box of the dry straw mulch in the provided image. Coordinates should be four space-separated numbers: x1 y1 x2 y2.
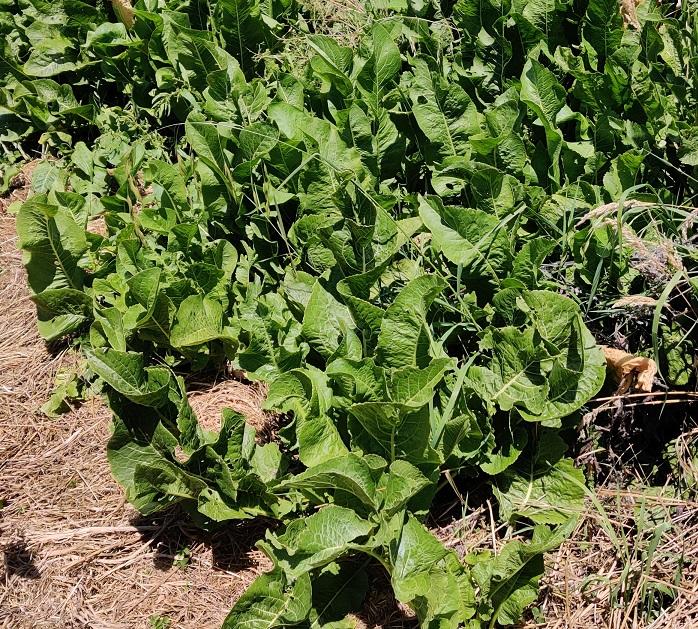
533 489 698 629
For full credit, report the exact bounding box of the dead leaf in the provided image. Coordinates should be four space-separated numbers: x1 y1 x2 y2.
611 295 658 309
620 0 641 30
602 346 657 394
111 0 135 29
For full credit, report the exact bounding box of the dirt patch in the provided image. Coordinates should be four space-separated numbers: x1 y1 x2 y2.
0 176 267 628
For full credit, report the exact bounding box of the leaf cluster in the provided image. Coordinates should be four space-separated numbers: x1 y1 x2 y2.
6 0 698 625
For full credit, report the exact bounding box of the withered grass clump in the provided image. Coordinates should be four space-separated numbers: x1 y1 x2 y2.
531 489 698 629
187 377 270 435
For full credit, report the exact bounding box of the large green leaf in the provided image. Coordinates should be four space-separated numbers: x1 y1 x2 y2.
170 294 224 348
493 432 585 524
379 460 432 516
348 402 436 464
387 357 453 408
408 57 479 162
17 196 88 294
223 569 312 628
32 287 92 340
356 23 401 110
296 413 349 467
215 0 271 74
418 195 512 291
376 274 446 368
473 520 576 625
277 454 378 508
301 280 357 359
260 505 374 579
86 348 171 407
390 515 476 626
520 58 565 185
469 290 605 423
468 327 549 416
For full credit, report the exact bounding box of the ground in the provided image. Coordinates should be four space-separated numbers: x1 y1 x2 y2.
2 167 698 628
0 167 268 627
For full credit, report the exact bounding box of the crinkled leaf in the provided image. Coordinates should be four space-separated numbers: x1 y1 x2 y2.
494 431 585 524
277 454 377 508
376 274 446 368
223 569 312 629
170 294 224 348
261 506 374 580
86 348 171 407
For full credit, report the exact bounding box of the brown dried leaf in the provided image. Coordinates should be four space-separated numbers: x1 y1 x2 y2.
87 216 108 237
620 0 641 29
602 346 657 394
111 0 135 29
611 295 658 309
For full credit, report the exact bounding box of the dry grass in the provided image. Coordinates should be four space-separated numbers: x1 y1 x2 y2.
433 489 698 629
187 378 270 437
269 0 368 71
575 200 686 284
532 488 698 628
300 0 366 46
0 166 270 628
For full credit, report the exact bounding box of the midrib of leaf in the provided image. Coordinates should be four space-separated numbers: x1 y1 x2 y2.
397 375 442 406
520 460 537 516
492 360 542 402
191 39 218 78
423 201 513 286
352 404 397 461
306 39 348 83
311 556 372 628
461 236 501 285
412 70 456 157
488 557 535 628
466 209 522 283
258 319 279 367
236 591 292 629
87 351 141 396
46 217 79 290
432 87 456 156
228 0 247 73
